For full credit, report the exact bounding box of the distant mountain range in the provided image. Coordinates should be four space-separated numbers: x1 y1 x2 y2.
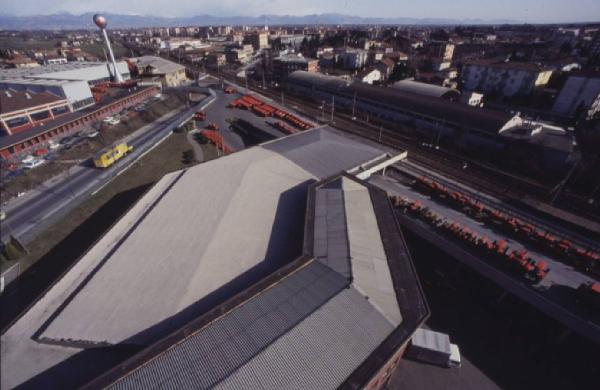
0 12 522 30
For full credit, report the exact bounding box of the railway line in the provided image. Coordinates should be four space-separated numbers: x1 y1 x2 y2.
122 40 599 232
206 68 600 230
388 162 600 256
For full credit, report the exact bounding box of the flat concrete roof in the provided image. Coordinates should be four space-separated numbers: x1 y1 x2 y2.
1 126 402 389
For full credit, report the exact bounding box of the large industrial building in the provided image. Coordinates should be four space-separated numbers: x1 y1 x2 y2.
0 85 160 160
285 71 576 172
0 89 71 136
0 61 153 160
0 61 131 111
1 127 428 389
130 56 187 88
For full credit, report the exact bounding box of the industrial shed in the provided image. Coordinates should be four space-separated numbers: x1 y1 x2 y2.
1 127 428 389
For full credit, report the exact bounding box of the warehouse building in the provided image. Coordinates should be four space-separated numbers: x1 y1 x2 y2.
552 71 600 118
286 71 512 148
272 54 319 81
0 61 130 85
130 56 187 88
0 78 94 111
0 86 160 160
460 60 553 98
0 61 131 112
285 71 576 172
0 89 71 136
1 128 428 389
392 79 461 101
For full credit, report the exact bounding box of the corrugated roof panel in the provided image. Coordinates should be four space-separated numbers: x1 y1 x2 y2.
109 262 349 390
218 287 393 390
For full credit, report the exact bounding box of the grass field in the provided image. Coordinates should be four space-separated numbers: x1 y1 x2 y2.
0 37 130 60
0 36 62 50
80 41 131 60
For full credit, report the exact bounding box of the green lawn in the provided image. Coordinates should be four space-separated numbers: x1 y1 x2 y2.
81 41 131 60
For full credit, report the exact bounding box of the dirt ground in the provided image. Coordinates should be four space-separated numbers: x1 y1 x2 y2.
0 94 186 203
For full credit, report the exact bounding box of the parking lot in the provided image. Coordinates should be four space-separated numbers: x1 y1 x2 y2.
195 82 316 152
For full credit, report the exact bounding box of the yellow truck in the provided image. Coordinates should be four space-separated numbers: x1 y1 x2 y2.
93 142 133 168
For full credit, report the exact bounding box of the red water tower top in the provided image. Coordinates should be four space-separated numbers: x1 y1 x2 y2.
93 14 107 29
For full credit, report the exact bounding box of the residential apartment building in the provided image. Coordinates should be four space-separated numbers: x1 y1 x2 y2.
553 71 600 118
225 44 254 64
460 60 553 97
248 31 269 51
272 54 318 80
339 49 368 70
132 56 187 88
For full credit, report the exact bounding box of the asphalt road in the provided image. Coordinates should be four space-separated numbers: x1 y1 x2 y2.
0 94 214 246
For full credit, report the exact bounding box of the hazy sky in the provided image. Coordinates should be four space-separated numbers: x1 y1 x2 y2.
3 0 599 23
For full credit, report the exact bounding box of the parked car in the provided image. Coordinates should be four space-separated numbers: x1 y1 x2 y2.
59 136 74 145
102 116 120 126
86 131 100 138
48 141 60 150
21 159 45 170
21 155 35 164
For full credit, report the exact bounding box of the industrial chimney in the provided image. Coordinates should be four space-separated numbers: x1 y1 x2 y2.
93 14 124 83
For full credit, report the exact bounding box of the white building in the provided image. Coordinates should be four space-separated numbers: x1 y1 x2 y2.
552 72 600 118
355 68 383 85
0 78 94 111
0 61 130 85
0 62 131 111
460 61 553 97
339 49 368 70
164 38 210 51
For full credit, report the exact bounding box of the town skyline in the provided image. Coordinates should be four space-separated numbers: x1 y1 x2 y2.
2 0 600 24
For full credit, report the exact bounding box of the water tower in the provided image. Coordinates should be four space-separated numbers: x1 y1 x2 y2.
93 14 124 83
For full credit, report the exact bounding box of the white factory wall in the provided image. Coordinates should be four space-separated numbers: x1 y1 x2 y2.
29 62 130 83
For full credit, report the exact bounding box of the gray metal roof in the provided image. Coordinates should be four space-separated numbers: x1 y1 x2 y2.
287 70 512 135
262 128 383 178
1 127 396 389
391 80 460 100
313 181 352 279
93 174 410 390
0 61 130 82
107 261 353 390
215 287 394 390
132 56 186 75
288 70 349 92
37 129 385 347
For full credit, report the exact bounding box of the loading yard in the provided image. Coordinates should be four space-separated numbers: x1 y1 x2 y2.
369 167 600 344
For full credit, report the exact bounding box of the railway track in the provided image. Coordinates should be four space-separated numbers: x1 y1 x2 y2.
217 72 599 221
157 57 598 224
